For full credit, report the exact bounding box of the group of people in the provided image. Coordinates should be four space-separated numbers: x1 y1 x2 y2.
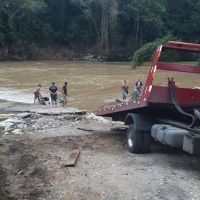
33 77 177 108
121 78 143 101
121 77 176 101
34 82 68 107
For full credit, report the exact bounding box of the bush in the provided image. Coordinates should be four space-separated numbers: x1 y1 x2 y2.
131 35 176 68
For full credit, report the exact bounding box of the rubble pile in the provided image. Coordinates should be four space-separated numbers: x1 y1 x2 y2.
26 114 83 130
0 113 85 135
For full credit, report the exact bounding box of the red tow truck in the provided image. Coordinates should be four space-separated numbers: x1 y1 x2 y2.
96 41 200 155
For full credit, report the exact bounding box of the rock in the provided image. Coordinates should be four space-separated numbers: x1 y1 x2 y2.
12 129 23 135
5 124 16 132
16 113 31 119
82 54 95 61
86 113 110 124
0 117 25 128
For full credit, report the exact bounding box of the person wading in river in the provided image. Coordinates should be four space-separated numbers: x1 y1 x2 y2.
135 78 143 94
34 84 42 104
49 82 58 107
121 80 129 100
62 82 68 107
131 86 140 100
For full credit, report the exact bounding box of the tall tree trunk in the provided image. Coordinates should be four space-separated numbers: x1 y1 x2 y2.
135 18 140 47
100 5 109 50
100 2 110 50
99 0 118 50
140 24 143 46
90 14 101 43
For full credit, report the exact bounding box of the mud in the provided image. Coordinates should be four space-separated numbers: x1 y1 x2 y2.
0 113 200 200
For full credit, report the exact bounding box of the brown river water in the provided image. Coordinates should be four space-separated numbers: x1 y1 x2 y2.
0 61 199 112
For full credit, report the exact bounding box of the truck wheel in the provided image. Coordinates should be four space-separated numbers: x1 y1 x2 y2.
127 125 151 153
142 131 151 153
127 124 143 153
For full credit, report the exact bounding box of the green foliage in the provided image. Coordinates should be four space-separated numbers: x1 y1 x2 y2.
131 35 175 68
0 0 200 59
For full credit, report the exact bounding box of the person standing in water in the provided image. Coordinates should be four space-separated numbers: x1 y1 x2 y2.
135 78 143 94
62 82 68 107
131 86 140 100
49 82 58 107
121 80 129 100
34 84 42 104
167 77 172 86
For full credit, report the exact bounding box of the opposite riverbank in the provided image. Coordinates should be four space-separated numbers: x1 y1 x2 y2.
0 46 131 62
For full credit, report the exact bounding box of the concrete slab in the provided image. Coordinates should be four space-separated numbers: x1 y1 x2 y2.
64 150 80 167
0 102 86 115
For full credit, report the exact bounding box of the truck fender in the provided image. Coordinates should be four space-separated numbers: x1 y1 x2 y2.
125 113 153 131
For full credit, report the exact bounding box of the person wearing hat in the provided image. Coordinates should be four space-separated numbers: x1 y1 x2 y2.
62 82 68 107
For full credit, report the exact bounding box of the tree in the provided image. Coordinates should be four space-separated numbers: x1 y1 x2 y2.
0 0 49 46
165 0 200 43
0 0 200 60
73 0 119 50
129 0 167 47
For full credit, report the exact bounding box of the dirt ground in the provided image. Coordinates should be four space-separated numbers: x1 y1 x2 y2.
1 113 200 200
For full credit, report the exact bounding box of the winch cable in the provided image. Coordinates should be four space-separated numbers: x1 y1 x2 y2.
169 85 195 127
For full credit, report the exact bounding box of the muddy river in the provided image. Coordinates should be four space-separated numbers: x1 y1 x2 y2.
0 61 199 111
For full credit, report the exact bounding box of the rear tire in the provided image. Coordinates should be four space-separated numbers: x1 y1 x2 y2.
127 125 151 153
142 131 151 153
127 124 143 153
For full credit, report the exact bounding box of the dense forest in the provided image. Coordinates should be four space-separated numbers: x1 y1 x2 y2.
0 0 200 61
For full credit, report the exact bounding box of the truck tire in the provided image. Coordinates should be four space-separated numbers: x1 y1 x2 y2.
127 124 143 153
142 131 151 153
127 125 151 153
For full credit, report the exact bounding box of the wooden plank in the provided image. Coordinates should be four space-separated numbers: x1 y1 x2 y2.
65 150 80 167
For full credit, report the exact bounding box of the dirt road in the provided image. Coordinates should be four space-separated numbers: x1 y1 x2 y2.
1 113 200 200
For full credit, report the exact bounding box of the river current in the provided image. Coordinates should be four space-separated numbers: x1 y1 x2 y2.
0 61 199 111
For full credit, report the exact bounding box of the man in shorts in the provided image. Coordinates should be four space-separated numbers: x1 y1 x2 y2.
121 80 129 100
62 82 68 107
49 82 58 107
34 84 42 104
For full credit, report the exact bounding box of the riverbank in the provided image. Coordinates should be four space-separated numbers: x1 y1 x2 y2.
0 102 200 200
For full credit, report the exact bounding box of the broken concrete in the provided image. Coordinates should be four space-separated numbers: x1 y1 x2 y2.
0 102 86 115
